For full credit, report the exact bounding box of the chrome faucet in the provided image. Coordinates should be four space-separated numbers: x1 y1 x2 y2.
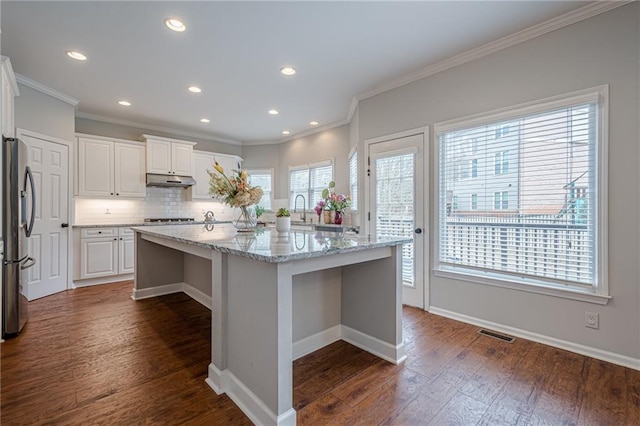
294 194 307 223
204 211 215 222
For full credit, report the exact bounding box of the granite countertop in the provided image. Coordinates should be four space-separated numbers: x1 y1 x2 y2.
131 223 411 263
73 221 230 228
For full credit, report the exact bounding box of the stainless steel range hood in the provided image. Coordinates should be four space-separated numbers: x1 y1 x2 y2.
146 173 196 188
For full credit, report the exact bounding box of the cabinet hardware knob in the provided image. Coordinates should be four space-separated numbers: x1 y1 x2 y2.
98 231 102 234
110 193 114 195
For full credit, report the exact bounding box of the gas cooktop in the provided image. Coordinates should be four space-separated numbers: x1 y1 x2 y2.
143 217 195 223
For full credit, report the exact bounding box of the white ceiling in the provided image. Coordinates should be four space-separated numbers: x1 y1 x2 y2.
2 1 592 144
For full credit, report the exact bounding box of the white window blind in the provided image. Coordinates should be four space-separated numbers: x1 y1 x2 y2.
437 92 603 290
247 169 272 210
289 160 333 210
349 150 358 210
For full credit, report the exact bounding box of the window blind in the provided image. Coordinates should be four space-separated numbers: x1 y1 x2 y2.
349 150 358 210
289 161 333 210
438 100 598 287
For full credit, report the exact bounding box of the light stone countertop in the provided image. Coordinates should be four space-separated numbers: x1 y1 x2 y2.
132 223 411 263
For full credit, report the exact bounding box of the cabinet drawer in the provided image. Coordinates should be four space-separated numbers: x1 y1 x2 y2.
119 227 134 237
81 228 117 238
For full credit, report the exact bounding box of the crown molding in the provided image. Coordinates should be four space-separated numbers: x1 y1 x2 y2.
15 73 78 105
357 1 631 101
347 96 359 122
0 56 20 96
75 111 243 146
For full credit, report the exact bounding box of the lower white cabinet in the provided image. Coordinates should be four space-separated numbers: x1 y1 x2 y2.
78 227 134 280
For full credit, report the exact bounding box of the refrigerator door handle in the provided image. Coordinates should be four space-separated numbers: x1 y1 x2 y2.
2 254 28 266
20 257 36 270
22 166 36 237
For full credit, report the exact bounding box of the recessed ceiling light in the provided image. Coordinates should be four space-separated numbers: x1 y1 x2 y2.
66 50 87 61
268 109 279 115
280 66 296 76
310 121 319 126
282 130 291 135
200 118 210 123
188 86 202 93
165 18 186 32
118 100 131 107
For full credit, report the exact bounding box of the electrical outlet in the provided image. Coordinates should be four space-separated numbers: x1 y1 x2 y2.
585 311 599 329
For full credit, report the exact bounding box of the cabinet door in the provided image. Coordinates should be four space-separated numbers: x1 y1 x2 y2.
115 143 146 197
118 236 135 274
146 139 172 174
192 151 215 199
78 138 114 196
172 142 194 176
80 237 118 279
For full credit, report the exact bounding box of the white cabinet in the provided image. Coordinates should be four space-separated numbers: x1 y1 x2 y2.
191 150 242 199
77 136 146 198
143 134 196 176
78 227 134 280
1 57 18 138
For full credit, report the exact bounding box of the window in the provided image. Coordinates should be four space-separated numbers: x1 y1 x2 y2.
289 160 333 211
493 191 508 210
247 169 273 210
471 159 478 178
495 124 510 138
349 149 358 211
436 87 608 299
494 151 509 174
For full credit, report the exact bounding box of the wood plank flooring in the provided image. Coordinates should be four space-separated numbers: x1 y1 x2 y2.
1 281 638 425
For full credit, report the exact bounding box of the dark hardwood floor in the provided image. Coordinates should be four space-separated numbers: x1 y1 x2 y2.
1 281 638 425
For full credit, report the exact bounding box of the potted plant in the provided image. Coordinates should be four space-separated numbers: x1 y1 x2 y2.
254 205 265 226
275 208 291 233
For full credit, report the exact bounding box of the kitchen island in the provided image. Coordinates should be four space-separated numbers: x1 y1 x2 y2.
131 223 410 426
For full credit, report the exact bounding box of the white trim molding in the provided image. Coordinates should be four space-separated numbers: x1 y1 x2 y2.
342 325 407 365
0 56 20 96
130 282 212 309
15 73 77 105
430 307 640 371
292 325 342 360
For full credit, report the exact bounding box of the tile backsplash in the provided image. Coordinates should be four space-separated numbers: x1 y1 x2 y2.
74 187 237 224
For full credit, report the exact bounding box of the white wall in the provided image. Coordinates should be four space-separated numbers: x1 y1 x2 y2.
75 117 243 157
242 124 351 201
357 4 639 362
14 84 75 142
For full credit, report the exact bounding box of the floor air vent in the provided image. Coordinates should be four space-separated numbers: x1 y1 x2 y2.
478 329 516 343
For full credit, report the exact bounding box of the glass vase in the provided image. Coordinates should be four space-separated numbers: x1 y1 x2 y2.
234 205 257 232
334 211 343 225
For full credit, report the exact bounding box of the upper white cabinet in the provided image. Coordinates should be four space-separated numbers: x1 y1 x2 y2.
77 135 146 198
142 134 196 176
191 150 242 199
1 56 19 138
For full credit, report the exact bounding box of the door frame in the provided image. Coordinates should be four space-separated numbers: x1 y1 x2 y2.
364 126 430 311
16 128 74 294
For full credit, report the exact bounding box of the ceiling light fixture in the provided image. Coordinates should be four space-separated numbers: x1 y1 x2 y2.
164 18 186 32
268 109 279 115
118 100 131 106
310 121 319 126
280 66 296 76
282 130 291 135
66 50 87 61
188 86 202 93
200 118 210 123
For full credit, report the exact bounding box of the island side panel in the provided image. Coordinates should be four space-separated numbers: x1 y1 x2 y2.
340 244 404 361
225 254 294 421
134 232 185 291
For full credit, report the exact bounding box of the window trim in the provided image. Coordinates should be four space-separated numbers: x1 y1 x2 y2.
433 85 609 304
348 146 358 212
246 168 274 211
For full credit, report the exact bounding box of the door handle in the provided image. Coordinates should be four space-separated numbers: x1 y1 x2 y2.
61 223 69 228
415 228 423 234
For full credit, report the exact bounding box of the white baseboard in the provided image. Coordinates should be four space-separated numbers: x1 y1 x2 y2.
131 283 184 300
183 283 212 309
72 274 134 288
430 307 640 371
207 363 295 426
293 325 342 360
341 325 407 365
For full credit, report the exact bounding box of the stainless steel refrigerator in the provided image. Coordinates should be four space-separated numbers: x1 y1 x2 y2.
2 136 36 338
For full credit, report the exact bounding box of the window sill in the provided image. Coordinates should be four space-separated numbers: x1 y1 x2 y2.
433 267 610 305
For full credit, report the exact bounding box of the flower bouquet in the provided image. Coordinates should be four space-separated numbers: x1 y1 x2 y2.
208 161 263 231
314 181 351 225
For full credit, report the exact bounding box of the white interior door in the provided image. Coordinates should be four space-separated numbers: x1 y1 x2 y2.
367 132 427 308
19 131 70 300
